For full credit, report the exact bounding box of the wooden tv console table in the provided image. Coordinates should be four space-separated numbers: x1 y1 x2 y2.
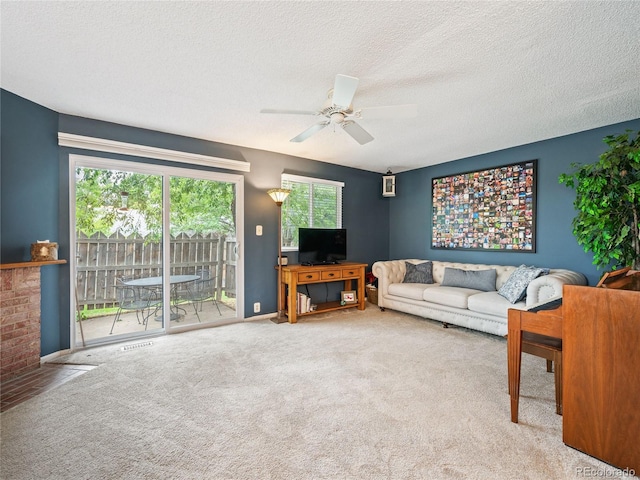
279 262 367 323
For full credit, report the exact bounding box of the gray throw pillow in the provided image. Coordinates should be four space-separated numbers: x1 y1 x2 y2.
403 261 434 284
498 265 545 303
440 267 497 292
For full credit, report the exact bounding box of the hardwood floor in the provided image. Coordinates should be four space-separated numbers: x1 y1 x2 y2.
1 364 96 412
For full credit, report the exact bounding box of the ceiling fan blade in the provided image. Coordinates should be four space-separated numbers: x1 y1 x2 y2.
341 120 374 145
290 121 330 143
356 104 418 119
332 74 359 108
260 108 317 115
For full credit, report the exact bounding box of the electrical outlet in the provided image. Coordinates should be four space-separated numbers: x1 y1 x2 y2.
253 302 260 313
256 225 263 236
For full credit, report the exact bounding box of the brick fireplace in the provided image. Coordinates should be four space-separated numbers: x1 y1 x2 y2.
1 261 65 382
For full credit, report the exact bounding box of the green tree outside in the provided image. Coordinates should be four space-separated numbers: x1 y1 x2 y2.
281 181 339 248
75 168 236 240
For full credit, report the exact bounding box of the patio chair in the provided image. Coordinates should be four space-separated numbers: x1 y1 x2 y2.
196 268 212 279
172 279 202 322
110 284 160 334
192 269 222 316
116 277 153 324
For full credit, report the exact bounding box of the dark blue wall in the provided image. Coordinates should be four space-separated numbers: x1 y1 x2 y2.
57 115 389 319
1 90 65 355
1 89 389 355
4 86 638 356
389 118 640 286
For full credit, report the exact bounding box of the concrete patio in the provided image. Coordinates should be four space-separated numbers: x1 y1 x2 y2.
76 298 238 343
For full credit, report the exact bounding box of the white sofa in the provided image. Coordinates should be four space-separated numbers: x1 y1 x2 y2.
371 259 587 336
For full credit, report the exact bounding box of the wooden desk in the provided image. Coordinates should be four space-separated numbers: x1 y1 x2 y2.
279 262 366 323
563 284 640 473
507 305 563 423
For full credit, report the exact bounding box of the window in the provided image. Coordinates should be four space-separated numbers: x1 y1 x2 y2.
281 174 344 250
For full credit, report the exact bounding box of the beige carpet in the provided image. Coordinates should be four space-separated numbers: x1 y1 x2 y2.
0 306 620 479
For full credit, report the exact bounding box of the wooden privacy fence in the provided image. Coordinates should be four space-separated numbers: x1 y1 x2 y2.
76 232 236 310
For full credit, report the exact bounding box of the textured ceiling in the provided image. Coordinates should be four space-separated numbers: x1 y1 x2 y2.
2 1 639 173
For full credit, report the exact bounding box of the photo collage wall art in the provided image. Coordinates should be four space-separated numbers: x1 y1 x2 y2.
432 160 536 252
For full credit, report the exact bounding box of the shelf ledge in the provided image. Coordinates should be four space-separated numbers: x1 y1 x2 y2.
0 260 67 270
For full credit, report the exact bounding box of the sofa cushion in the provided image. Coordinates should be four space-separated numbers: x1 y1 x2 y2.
423 286 482 309
468 291 526 317
403 261 434 284
440 267 497 292
389 282 437 300
498 265 545 303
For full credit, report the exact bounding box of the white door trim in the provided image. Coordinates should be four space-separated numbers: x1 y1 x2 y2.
68 153 244 349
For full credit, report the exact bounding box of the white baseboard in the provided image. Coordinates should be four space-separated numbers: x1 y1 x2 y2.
244 312 278 322
41 349 72 364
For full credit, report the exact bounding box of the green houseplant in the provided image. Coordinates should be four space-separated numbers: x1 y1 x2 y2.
559 130 640 271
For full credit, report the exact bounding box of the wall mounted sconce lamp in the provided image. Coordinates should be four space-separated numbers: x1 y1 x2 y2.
382 170 396 197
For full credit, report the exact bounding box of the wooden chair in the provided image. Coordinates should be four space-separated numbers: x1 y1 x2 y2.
507 305 563 423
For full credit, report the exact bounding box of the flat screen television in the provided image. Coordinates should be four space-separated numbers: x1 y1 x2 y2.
298 228 347 265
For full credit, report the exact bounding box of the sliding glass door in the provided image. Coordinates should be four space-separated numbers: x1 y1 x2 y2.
74 164 165 343
167 174 238 330
71 156 243 347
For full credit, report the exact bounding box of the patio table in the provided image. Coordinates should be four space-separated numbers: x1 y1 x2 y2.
123 275 199 321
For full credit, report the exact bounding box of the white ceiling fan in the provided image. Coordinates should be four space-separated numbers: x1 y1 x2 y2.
261 74 417 145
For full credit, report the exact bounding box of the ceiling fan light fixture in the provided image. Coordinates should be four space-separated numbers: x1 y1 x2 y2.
262 74 415 145
331 112 345 124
